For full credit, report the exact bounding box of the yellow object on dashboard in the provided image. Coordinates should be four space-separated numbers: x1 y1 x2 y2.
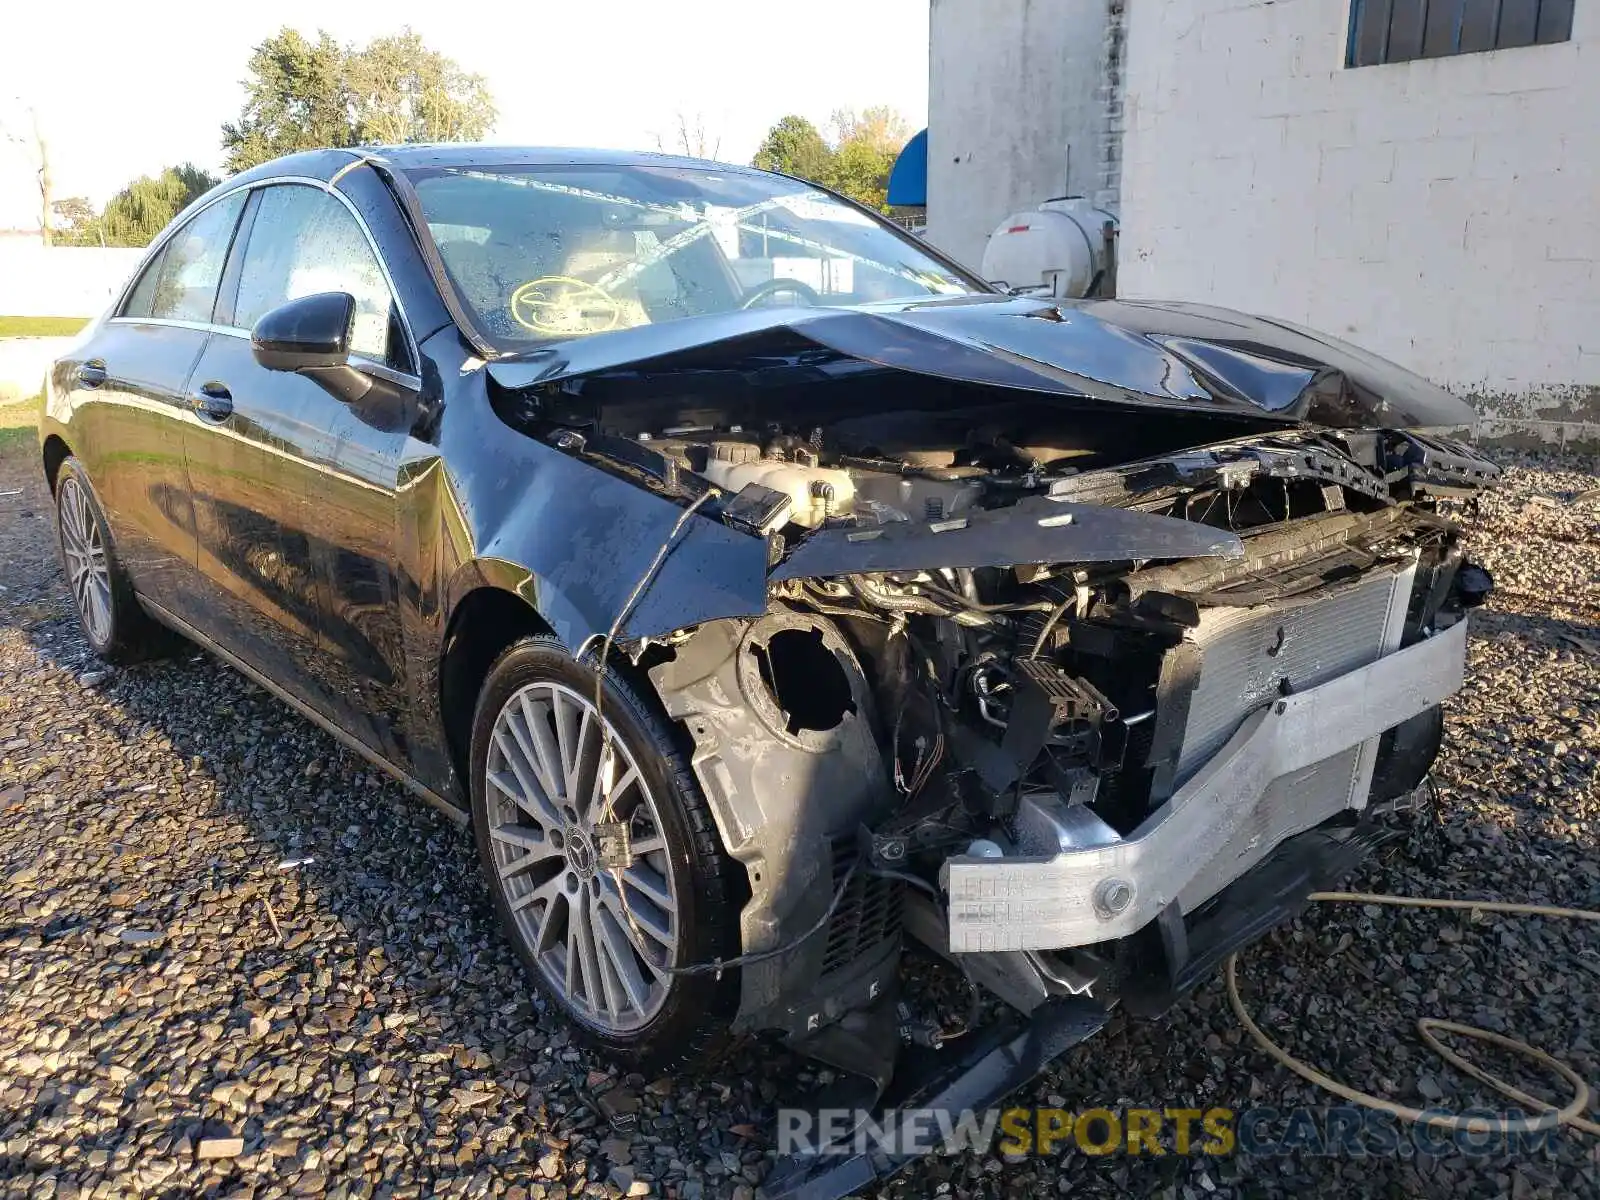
509 276 621 336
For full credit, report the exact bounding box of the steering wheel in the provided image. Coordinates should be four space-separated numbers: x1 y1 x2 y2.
740 278 823 310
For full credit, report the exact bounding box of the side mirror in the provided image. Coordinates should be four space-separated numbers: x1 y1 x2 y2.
251 292 355 373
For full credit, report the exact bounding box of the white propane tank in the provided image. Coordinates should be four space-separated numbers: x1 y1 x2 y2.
980 197 1118 299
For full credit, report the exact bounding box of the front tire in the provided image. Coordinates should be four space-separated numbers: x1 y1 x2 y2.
52 457 177 664
468 635 742 1070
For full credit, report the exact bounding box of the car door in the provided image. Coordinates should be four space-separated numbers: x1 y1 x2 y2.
183 181 417 759
58 191 247 620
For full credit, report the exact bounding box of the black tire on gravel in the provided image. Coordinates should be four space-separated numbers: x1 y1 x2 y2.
468 634 743 1072
52 456 182 664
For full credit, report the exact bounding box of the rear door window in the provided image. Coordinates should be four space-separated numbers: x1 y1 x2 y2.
121 193 247 323
233 184 409 370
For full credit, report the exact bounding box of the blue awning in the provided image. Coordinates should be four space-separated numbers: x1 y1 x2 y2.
886 128 927 207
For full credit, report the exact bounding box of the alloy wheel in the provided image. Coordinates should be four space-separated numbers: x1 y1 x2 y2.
58 476 113 647
484 681 681 1033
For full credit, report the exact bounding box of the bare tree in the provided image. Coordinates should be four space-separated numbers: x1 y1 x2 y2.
51 196 100 246
1 103 53 245
654 112 721 161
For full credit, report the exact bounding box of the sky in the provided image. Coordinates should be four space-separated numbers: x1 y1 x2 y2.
0 0 930 230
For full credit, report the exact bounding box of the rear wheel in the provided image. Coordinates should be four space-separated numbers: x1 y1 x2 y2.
53 457 177 663
469 636 742 1069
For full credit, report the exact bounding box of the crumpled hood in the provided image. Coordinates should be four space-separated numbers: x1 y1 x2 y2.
487 294 1476 430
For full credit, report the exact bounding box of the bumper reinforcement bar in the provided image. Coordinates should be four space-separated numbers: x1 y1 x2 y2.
946 618 1468 952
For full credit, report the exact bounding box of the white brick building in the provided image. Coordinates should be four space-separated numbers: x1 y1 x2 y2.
925 0 1114 269
926 0 1598 442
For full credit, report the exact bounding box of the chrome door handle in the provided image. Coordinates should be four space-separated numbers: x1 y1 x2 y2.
194 382 233 421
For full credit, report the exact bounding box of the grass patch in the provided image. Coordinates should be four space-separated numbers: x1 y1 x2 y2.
0 395 39 450
0 315 88 338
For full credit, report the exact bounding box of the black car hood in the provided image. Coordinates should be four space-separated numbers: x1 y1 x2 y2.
486 294 1476 430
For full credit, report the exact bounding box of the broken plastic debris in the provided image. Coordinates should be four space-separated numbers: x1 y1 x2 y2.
594 822 632 869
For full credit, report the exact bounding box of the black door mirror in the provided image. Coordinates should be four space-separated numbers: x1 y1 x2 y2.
251 292 355 373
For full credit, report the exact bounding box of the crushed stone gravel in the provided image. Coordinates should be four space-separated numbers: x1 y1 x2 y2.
1 441 1596 1200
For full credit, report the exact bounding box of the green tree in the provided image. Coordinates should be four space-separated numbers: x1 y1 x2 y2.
346 31 496 145
221 29 355 173
90 165 220 247
751 115 833 183
822 139 895 212
819 107 910 213
750 107 912 212
221 26 496 174
830 106 911 157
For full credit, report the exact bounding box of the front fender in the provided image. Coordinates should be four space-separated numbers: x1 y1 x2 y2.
397 372 774 798
436 398 770 654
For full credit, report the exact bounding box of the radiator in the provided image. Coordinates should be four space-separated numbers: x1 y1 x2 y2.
1170 558 1417 912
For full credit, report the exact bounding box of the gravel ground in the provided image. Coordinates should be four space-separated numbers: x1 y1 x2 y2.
1 440 1596 1200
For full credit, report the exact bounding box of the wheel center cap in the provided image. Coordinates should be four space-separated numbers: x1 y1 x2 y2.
566 828 596 878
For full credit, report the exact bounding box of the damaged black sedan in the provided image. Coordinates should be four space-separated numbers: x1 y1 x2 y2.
41 147 1496 1130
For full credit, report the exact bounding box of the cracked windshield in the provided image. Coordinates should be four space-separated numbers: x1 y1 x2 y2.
408 164 975 346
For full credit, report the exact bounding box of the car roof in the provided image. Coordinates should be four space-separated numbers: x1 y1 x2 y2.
204 145 778 219
366 143 768 175
215 145 772 202
217 145 774 197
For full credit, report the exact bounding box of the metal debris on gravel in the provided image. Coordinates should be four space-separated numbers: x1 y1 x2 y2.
1 443 1596 1200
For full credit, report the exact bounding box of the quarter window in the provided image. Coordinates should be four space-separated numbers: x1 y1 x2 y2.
121 193 247 323
121 246 168 319
233 184 408 369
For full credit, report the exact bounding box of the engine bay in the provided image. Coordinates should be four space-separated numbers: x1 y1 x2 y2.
486 362 1498 1046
